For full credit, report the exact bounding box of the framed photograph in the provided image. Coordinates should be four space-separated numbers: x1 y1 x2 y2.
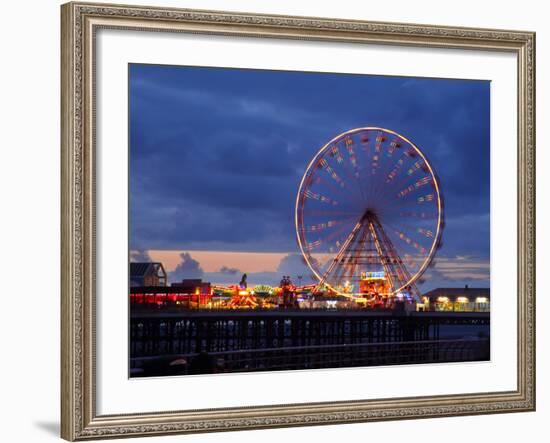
61 1 536 440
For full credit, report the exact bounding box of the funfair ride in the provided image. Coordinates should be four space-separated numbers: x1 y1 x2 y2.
295 127 444 304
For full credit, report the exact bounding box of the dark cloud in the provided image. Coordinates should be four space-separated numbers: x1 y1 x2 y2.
198 254 317 287
130 249 152 262
169 252 204 282
130 64 490 276
276 254 310 276
420 255 489 291
219 266 239 275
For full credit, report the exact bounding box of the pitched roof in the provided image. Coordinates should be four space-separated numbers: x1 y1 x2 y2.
130 262 159 277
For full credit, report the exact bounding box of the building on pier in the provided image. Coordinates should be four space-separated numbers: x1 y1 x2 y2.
130 279 213 308
130 262 167 287
421 286 490 312
171 278 211 295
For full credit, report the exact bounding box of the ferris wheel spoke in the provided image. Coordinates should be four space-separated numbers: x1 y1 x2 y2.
302 189 341 206
387 164 434 196
396 176 433 198
301 217 359 252
383 145 420 179
302 209 362 217
298 214 359 234
316 158 347 188
358 138 380 203
377 157 426 203
370 133 386 176
383 220 431 256
303 174 364 207
328 136 369 208
385 138 404 158
331 142 369 205
363 138 403 206
388 219 436 240
385 155 407 184
395 211 439 220
311 170 365 204
394 227 438 263
379 192 437 212
386 162 433 203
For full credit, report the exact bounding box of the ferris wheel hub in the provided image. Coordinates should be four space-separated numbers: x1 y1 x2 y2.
361 209 376 221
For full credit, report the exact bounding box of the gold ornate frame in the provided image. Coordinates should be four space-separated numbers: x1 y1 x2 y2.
61 2 536 440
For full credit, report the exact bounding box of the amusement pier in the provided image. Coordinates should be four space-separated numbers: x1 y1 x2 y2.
129 262 489 377
130 128 490 377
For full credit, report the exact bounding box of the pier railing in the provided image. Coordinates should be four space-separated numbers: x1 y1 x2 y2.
129 310 489 376
131 338 490 377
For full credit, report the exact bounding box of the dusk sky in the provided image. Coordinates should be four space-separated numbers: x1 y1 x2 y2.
129 63 490 291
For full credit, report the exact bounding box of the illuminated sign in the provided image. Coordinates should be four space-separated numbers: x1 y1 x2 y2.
361 271 386 280
253 285 273 294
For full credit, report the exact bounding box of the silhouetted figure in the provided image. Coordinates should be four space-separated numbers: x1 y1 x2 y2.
239 273 247 289
279 275 296 309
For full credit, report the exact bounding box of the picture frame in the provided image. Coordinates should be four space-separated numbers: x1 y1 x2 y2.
60 1 536 440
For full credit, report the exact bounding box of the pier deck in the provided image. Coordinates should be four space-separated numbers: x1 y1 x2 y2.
130 308 490 376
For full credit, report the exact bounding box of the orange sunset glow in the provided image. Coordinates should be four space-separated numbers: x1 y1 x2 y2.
148 250 289 273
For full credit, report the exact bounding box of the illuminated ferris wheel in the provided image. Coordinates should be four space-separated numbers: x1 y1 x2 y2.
295 127 444 298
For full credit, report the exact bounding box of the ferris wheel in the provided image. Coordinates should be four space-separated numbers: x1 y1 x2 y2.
295 127 444 298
